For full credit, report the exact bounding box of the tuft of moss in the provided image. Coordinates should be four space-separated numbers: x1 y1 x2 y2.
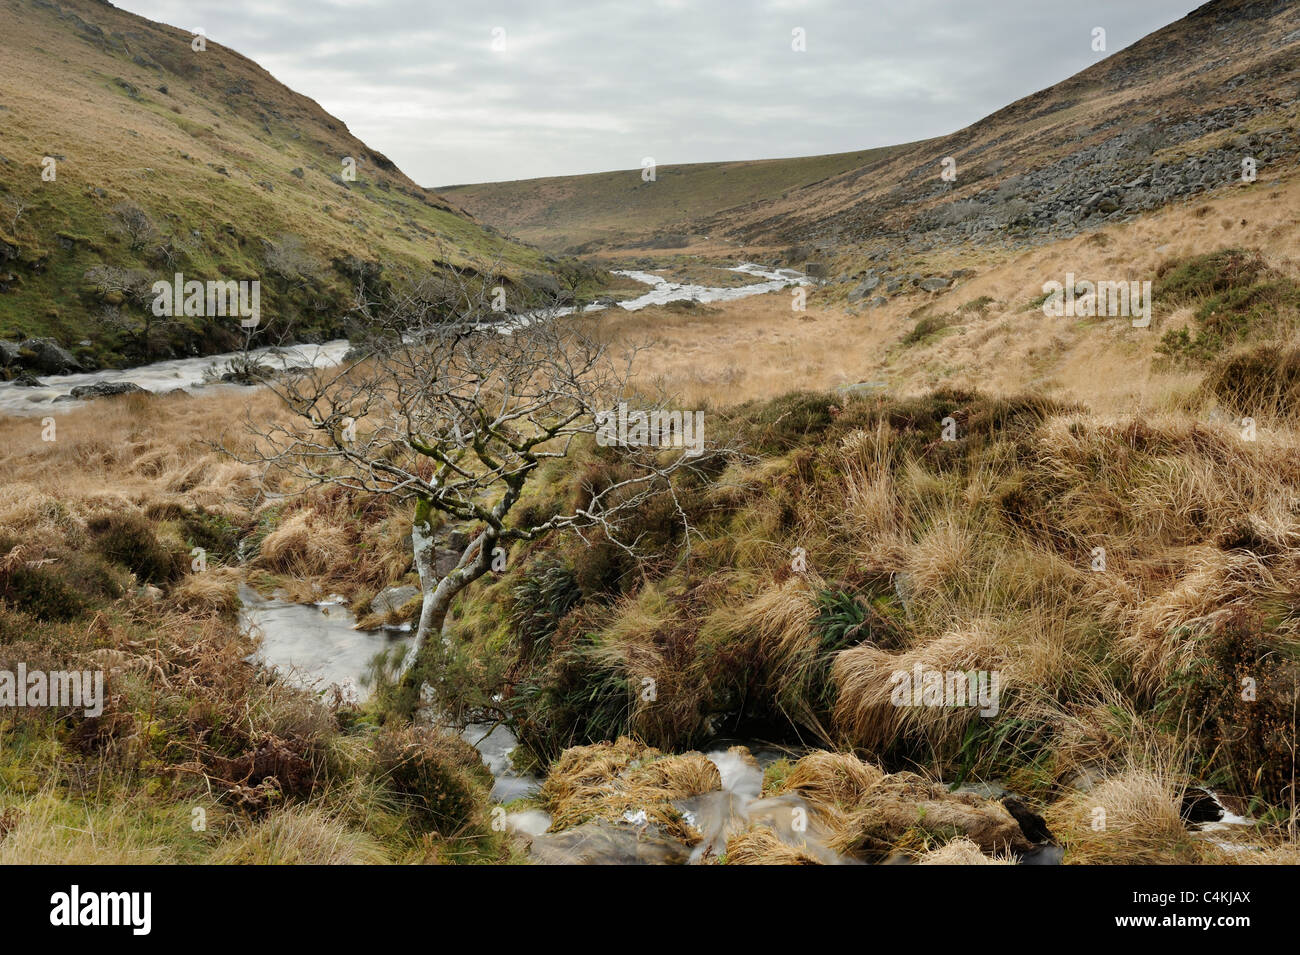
369 726 491 835
88 512 187 584
1156 249 1300 362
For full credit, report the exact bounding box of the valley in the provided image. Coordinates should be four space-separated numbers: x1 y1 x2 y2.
1 0 1299 871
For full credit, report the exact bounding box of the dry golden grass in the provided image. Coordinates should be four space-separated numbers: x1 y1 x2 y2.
209 807 389 865
772 751 884 832
724 824 825 865
596 169 1300 418
258 508 352 579
1046 763 1203 865
766 750 1032 860
168 566 241 617
538 737 721 844
832 623 1006 751
0 389 282 528
1251 845 1300 865
914 837 1015 865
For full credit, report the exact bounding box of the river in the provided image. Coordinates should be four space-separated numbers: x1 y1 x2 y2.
0 263 808 416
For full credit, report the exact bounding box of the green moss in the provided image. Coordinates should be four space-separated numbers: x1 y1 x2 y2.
903 312 956 345
369 726 491 835
88 512 187 584
1155 249 1300 362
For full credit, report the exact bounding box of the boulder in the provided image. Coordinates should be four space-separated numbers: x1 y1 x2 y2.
525 818 692 865
18 338 81 374
919 277 950 292
370 584 420 616
847 275 881 302
69 381 145 400
434 548 462 578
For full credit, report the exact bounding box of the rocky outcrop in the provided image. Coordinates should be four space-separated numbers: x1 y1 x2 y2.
369 584 420 617
14 338 82 375
68 381 145 399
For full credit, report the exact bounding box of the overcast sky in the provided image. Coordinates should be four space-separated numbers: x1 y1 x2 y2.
116 0 1197 187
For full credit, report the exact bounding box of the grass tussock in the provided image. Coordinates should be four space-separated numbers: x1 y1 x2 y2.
538 737 721 845
766 751 1034 861
914 837 1015 865
208 806 389 865
1046 764 1202 865
723 824 826 865
434 382 1300 862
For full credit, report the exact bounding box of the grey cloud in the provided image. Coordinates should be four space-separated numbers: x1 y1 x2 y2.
117 0 1197 185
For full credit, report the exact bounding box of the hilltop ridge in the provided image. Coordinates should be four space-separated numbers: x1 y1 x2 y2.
0 0 552 374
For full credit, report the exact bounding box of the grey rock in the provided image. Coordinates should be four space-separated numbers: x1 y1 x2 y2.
69 381 145 399
847 275 881 302
919 277 950 292
526 819 692 865
370 584 420 616
434 548 462 578
18 338 81 374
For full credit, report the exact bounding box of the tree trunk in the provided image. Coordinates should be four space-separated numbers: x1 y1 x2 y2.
398 498 497 678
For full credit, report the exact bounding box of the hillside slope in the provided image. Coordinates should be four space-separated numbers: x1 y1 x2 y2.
440 145 911 254
0 0 549 374
444 0 1299 260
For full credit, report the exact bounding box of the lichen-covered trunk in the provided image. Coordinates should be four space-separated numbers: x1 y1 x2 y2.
398 497 496 679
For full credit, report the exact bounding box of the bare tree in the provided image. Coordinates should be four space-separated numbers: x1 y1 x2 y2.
108 201 158 251
150 232 191 270
1 195 27 237
264 233 324 292
234 264 718 680
85 265 172 359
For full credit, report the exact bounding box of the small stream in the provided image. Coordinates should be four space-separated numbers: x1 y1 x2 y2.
237 583 847 863
238 583 1255 863
0 263 807 415
239 583 410 702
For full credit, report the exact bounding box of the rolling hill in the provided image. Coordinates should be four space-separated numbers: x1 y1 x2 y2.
442 0 1300 261
440 145 912 254
0 0 551 374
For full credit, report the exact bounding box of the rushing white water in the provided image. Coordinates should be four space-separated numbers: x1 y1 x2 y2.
0 340 352 417
608 262 809 311
0 263 806 416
